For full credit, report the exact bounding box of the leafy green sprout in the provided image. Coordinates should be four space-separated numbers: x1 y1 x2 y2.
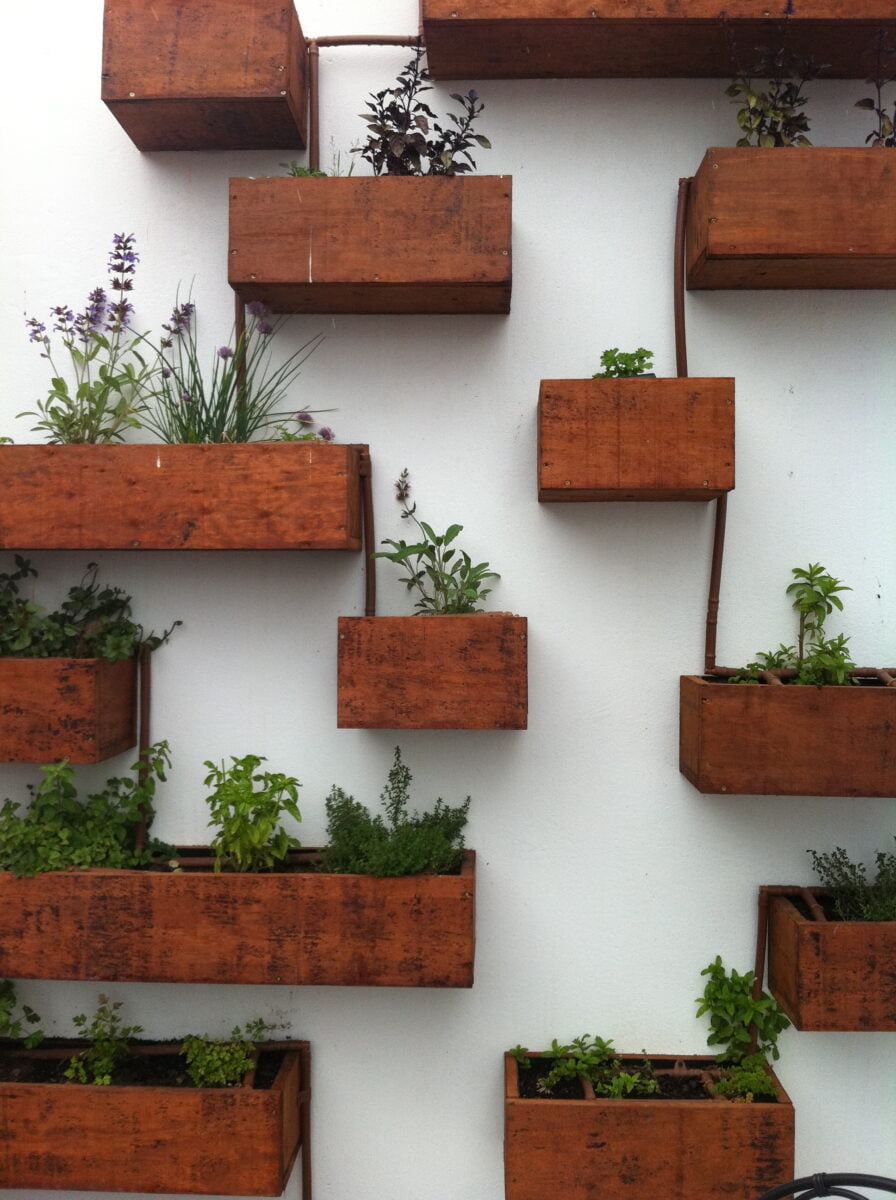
180 1019 269 1088
203 754 302 873
510 1036 659 1098
64 994 143 1086
591 347 654 379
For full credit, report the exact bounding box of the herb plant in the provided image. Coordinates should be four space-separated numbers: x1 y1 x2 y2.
725 40 824 147
0 742 172 878
0 980 44 1048
374 469 499 614
808 842 896 921
510 1037 659 1098
855 29 896 147
180 1019 268 1088
697 956 789 1100
64 995 143 1086
203 754 302 873
322 746 470 878
356 47 490 176
592 347 654 378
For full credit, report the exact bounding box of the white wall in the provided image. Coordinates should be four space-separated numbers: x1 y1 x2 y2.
1 2 895 1198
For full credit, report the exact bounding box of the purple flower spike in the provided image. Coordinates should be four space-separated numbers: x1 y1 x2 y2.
319 426 335 442
218 346 234 359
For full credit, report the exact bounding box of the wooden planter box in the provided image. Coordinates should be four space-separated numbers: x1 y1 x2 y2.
538 377 734 501
337 615 527 729
422 1 895 79
0 656 136 763
102 0 307 150
0 443 363 550
0 849 475 987
687 149 896 289
767 890 896 1031
504 1052 794 1200
679 675 896 796
0 1040 309 1195
229 176 513 314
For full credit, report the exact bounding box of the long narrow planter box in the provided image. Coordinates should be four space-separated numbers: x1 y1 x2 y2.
422 1 894 79
767 889 896 1031
0 1040 309 1195
229 176 513 314
504 1052 794 1200
0 849 475 987
687 149 896 289
0 656 136 763
538 377 734 501
338 615 527 729
679 675 896 796
102 0 307 150
0 443 363 550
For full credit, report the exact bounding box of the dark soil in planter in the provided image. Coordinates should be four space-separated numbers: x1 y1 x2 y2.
0 1045 284 1087
517 1062 585 1099
518 1058 779 1102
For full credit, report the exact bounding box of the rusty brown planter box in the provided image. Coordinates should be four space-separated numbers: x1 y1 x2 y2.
687 148 896 289
0 1040 309 1195
229 176 513 314
0 443 363 550
538 377 734 501
679 675 896 797
504 1052 794 1200
338 615 527 729
422 1 895 79
0 850 475 987
0 656 136 763
767 890 896 1031
102 0 307 150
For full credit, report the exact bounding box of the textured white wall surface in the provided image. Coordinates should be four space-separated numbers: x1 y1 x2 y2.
1 1 895 1197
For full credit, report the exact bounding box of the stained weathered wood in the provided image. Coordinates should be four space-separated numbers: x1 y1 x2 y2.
337 615 527 729
0 657 136 763
229 176 513 314
687 149 896 289
504 1052 794 1200
0 850 475 986
767 891 896 1031
0 1042 307 1194
679 675 896 796
0 443 363 550
102 0 307 150
538 377 734 501
422 1 896 78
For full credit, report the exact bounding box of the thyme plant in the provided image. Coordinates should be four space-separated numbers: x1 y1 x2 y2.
809 843 896 921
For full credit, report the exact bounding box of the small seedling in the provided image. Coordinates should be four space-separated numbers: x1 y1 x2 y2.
181 1019 268 1088
64 995 142 1086
591 347 654 379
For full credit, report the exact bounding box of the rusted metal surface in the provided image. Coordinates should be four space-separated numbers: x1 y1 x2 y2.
360 449 377 616
538 377 734 501
101 0 307 150
0 851 476 987
338 615 527 729
674 177 690 378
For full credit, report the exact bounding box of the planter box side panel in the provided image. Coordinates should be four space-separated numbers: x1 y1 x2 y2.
337 616 528 729
538 377 734 500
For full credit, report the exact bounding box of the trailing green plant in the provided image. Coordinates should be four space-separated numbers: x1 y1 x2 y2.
0 980 44 1048
0 556 179 661
321 746 470 878
855 28 896 147
374 469 499 615
510 1036 659 1098
0 741 172 878
202 754 302 873
808 842 896 921
64 994 143 1086
355 46 490 176
180 1019 268 1088
591 347 654 379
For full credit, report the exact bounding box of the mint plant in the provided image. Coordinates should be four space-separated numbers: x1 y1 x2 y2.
0 980 44 1048
180 1019 268 1088
592 347 654 379
64 995 142 1086
809 843 896 921
203 754 302 873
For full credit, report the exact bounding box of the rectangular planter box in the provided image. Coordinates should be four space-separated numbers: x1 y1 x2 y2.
767 890 896 1031
0 656 136 763
679 675 896 796
422 1 895 79
0 443 363 550
504 1052 794 1200
102 0 307 150
0 849 475 987
687 148 896 289
0 1040 309 1195
538 377 734 501
229 176 513 314
338 615 527 729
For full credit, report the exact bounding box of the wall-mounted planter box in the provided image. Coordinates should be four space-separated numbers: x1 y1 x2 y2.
421 2 895 79
538 377 734 501
337 615 527 729
0 656 136 763
102 0 307 150
504 1052 794 1200
687 149 896 289
229 176 512 314
0 443 363 550
679 675 896 796
0 1040 309 1195
0 849 475 987
767 889 896 1031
